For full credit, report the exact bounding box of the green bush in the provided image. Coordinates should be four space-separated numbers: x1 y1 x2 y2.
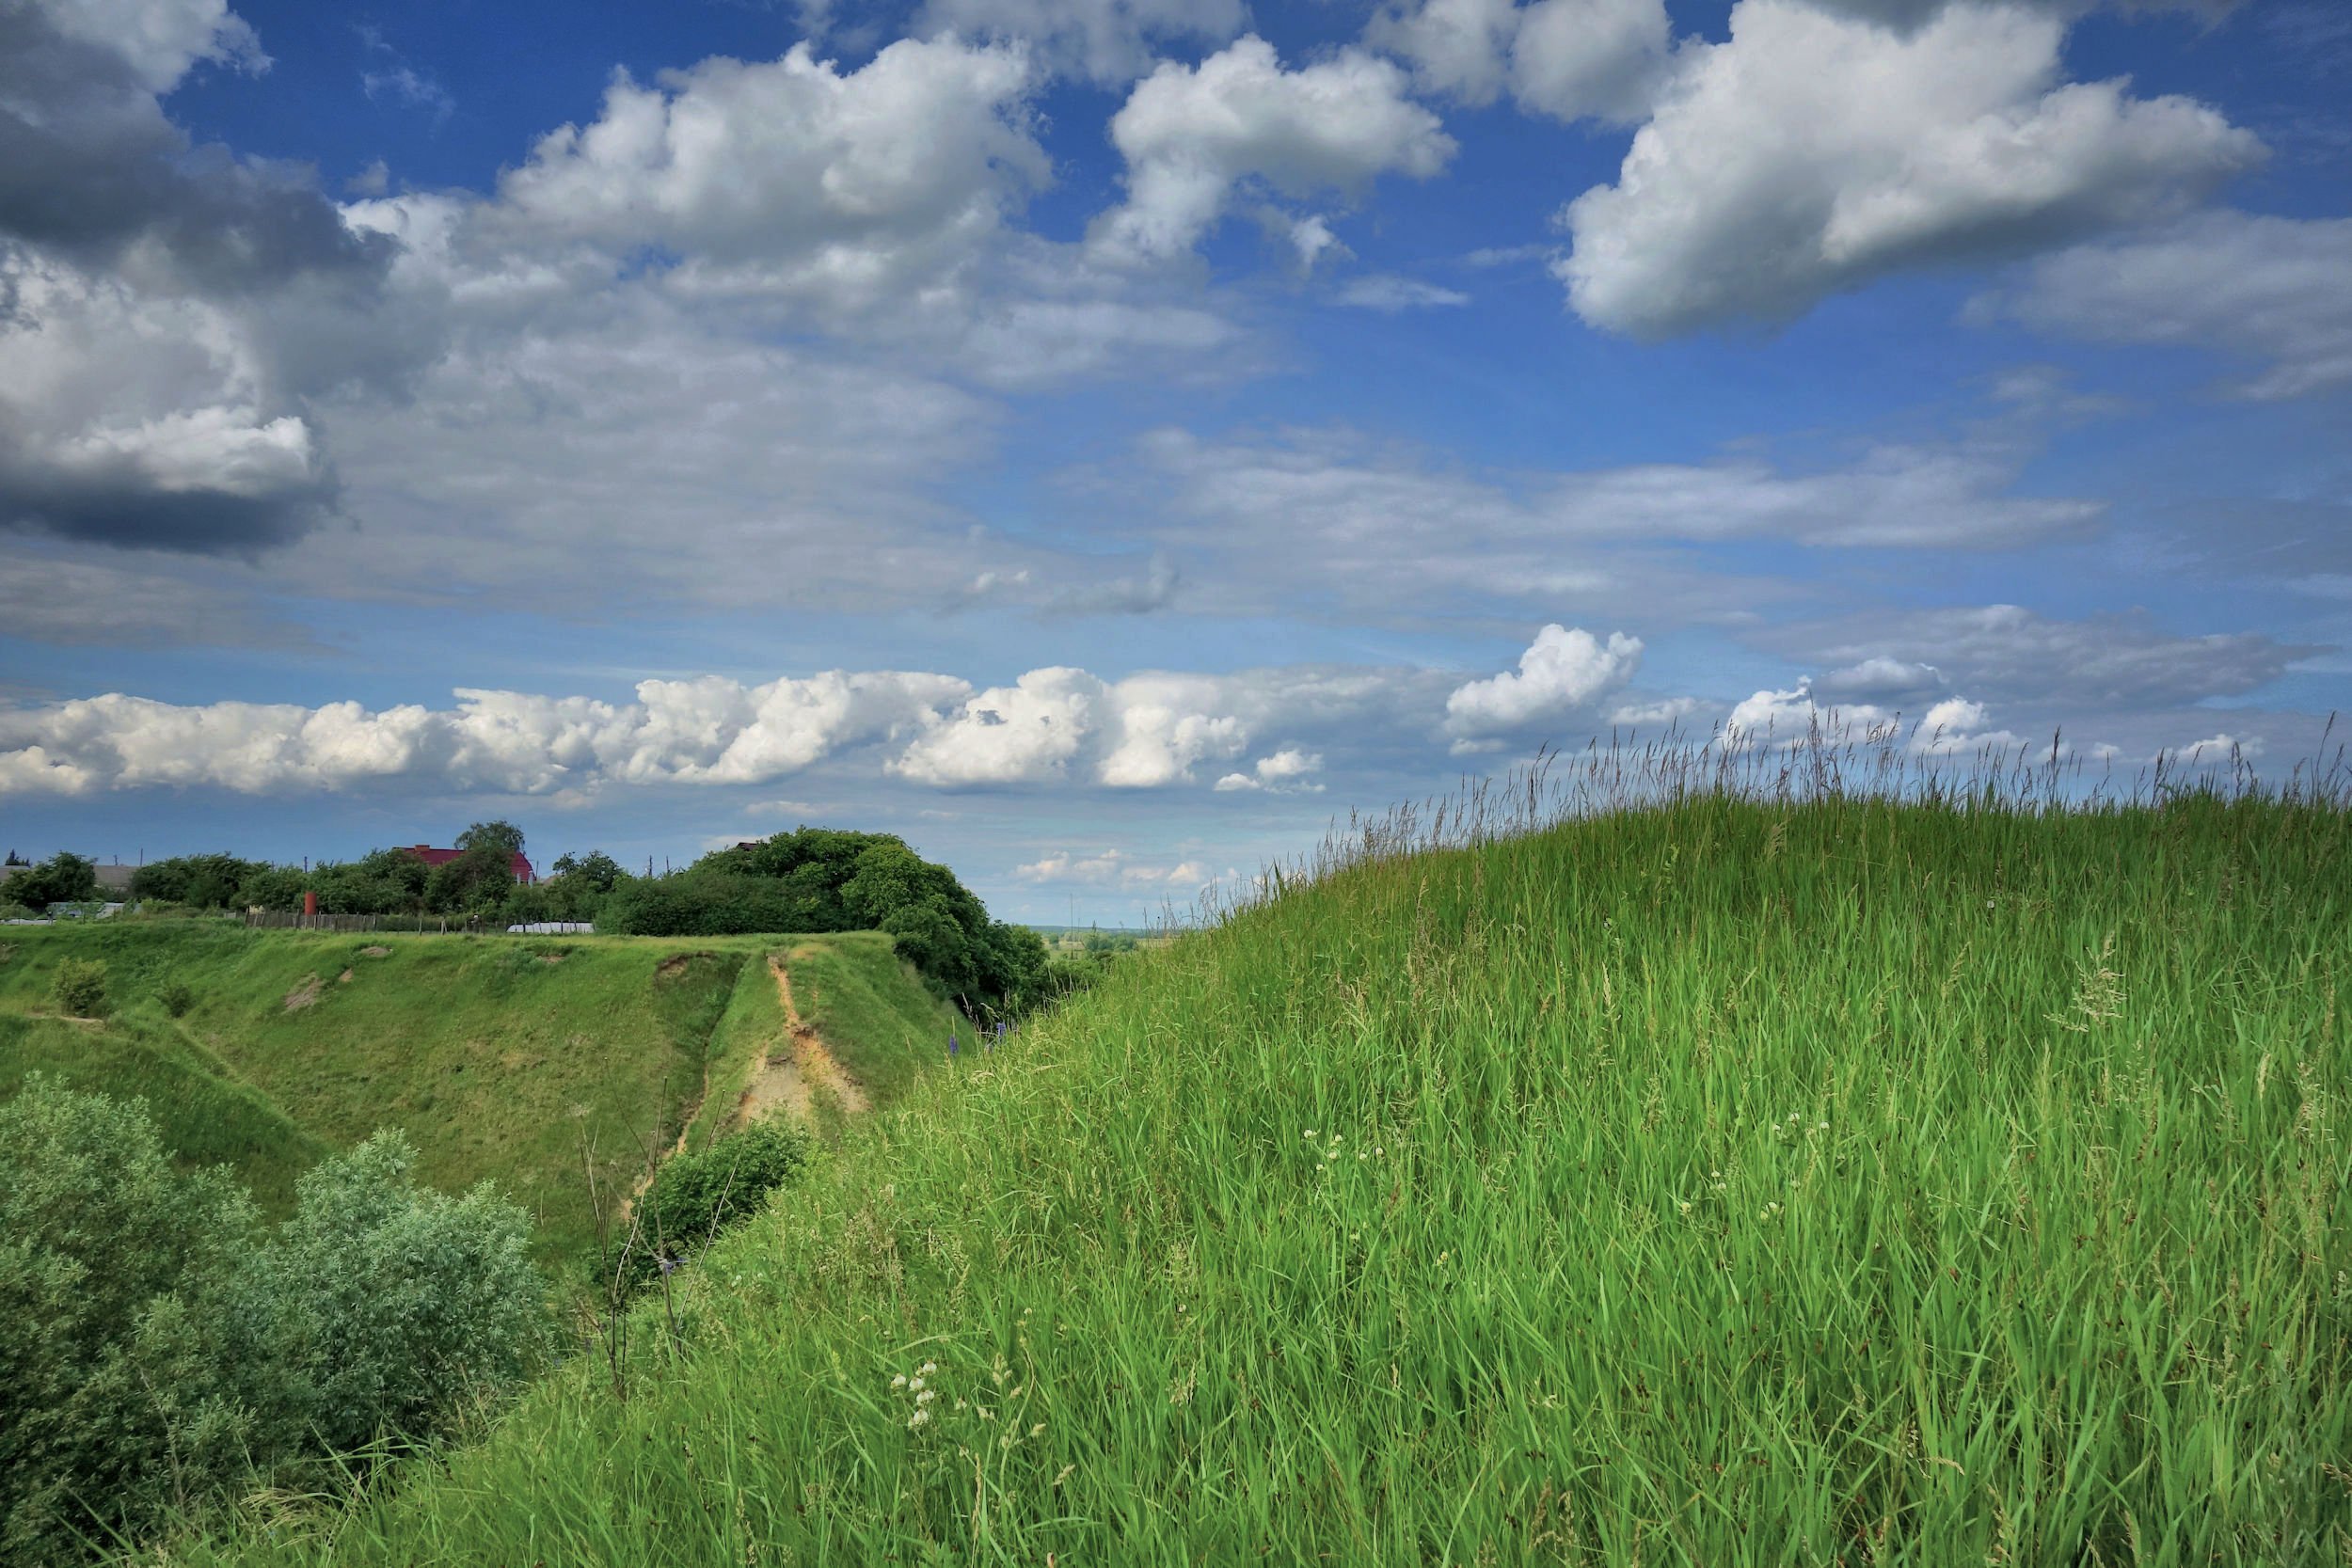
0 1077 257 1562
155 979 197 1018
630 1120 812 1290
51 958 106 1018
242 1132 547 1456
0 1085 548 1562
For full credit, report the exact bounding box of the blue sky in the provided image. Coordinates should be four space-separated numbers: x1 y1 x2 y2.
2 0 2346 921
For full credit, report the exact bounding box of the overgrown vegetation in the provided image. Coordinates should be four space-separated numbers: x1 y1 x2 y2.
605 829 1049 1011
51 958 106 1018
0 1082 544 1564
627 1120 812 1292
160 742 2352 1566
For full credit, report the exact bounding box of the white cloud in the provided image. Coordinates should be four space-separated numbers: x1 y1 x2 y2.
0 673 968 799
1558 0 2263 337
1213 747 1325 792
31 0 264 93
1091 37 1456 264
1012 849 1227 887
1334 274 1470 310
890 667 1107 787
1607 695 1708 726
910 0 1248 85
1445 625 1643 744
1979 211 2352 399
2170 732 2261 766
490 39 1049 316
1367 0 1673 123
22 660 1383 801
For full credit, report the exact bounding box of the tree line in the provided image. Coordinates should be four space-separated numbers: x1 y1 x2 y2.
7 824 1057 1015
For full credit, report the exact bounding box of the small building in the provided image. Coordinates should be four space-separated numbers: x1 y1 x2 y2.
401 845 537 884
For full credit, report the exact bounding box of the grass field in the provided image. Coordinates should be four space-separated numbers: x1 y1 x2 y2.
159 763 2352 1566
0 923 957 1269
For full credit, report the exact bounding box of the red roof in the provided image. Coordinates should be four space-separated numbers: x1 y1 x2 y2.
403 845 536 883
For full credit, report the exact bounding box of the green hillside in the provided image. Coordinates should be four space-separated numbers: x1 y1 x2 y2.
0 924 960 1267
167 787 2352 1566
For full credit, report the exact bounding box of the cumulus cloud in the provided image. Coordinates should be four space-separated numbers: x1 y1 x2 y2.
1557 0 2263 337
1444 625 1642 746
0 658 1469 799
491 38 1049 315
0 0 404 552
1090 37 1455 265
0 673 969 799
1366 0 1674 124
1979 211 2352 399
1213 748 1325 792
1012 849 1225 887
911 0 1248 85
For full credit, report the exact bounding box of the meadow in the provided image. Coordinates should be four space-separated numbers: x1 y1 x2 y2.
155 748 2352 1566
0 924 961 1266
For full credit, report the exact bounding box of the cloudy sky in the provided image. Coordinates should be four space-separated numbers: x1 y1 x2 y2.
2 0 2345 920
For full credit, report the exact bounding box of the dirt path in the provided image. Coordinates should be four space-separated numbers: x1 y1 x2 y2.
732 956 870 1129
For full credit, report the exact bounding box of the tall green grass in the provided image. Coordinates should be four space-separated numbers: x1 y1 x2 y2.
163 748 2352 1565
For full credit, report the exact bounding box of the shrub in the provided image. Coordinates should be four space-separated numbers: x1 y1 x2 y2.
51 958 106 1018
630 1120 812 1290
0 1086 548 1562
155 979 197 1018
241 1132 547 1456
0 1078 257 1562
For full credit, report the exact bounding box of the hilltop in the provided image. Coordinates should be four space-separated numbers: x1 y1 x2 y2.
0 924 964 1267
162 783 2352 1565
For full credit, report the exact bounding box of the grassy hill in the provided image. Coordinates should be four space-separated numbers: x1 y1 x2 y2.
0 924 961 1266
163 783 2352 1566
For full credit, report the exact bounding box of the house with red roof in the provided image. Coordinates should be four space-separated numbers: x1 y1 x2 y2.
401 845 537 884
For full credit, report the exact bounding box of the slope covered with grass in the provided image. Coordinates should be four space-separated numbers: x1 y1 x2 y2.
178 784 2352 1566
0 926 951 1269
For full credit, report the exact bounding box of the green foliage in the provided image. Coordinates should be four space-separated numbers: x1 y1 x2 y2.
0 1077 256 1563
630 1120 811 1291
234 865 309 912
454 821 525 858
9 852 98 910
181 767 2352 1568
607 830 1047 1012
548 850 624 893
128 855 276 911
0 1083 546 1562
243 1132 546 1457
154 979 197 1018
308 849 428 917
51 957 106 1017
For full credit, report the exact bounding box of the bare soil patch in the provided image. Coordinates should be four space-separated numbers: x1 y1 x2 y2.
359 944 391 958
282 974 325 1011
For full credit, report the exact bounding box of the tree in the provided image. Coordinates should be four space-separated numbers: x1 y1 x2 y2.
234 864 308 911
550 849 624 893
9 852 98 910
455 820 525 857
